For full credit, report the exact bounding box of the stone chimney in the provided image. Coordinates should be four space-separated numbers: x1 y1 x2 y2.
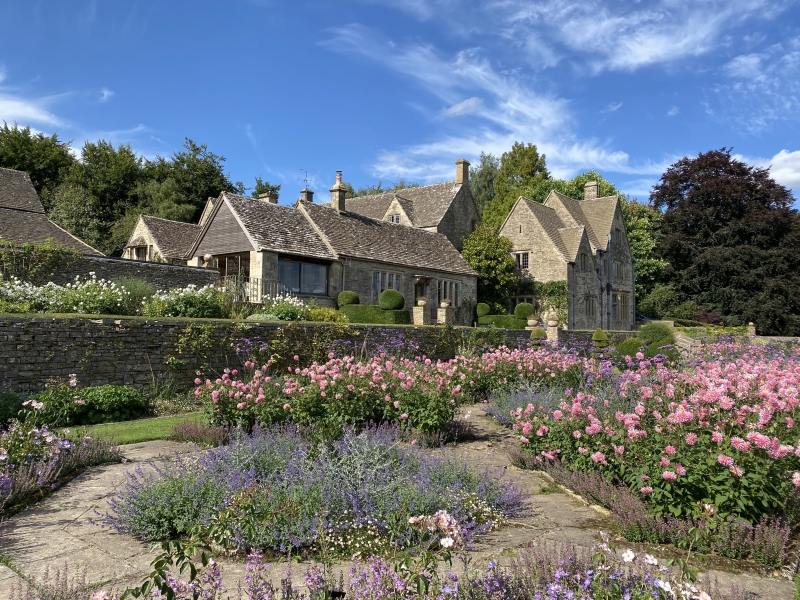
584 181 599 201
330 170 347 213
455 158 470 185
300 188 314 203
258 191 278 204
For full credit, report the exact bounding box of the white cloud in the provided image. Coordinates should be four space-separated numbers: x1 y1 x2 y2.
724 53 767 79
0 65 6 84
441 97 483 117
99 87 114 102
739 150 800 195
667 105 679 117
0 94 63 127
601 102 622 113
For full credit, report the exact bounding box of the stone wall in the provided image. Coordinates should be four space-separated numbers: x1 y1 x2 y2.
49 255 219 290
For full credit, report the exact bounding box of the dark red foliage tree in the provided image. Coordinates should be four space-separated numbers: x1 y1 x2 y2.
651 148 800 335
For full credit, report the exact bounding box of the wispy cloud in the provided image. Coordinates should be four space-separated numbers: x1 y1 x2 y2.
245 123 257 149
440 97 483 118
667 106 679 117
601 102 622 114
99 87 114 102
0 94 64 127
738 149 800 197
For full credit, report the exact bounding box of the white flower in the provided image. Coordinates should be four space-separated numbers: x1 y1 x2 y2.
440 537 454 548
621 549 635 563
657 580 672 593
643 553 658 565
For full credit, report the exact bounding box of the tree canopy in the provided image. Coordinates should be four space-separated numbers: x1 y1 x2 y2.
469 152 499 217
481 142 549 228
461 224 516 313
651 148 800 335
251 177 281 199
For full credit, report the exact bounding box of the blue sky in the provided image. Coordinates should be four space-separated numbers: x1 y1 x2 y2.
1 0 799 203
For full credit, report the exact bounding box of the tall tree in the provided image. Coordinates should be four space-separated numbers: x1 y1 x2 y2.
48 184 103 250
651 148 800 335
251 177 281 199
482 142 549 228
469 152 499 217
461 224 517 312
0 123 75 210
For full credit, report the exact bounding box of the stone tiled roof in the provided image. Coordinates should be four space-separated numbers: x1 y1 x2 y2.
0 167 46 213
127 236 147 247
544 191 618 250
224 193 335 260
344 181 463 227
521 199 568 257
0 167 103 255
556 226 586 262
0 207 103 255
139 215 200 259
299 200 476 276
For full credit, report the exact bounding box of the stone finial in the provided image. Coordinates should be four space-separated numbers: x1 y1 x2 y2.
300 188 314 203
258 191 278 204
330 170 347 213
455 158 470 185
747 322 756 336
584 181 599 201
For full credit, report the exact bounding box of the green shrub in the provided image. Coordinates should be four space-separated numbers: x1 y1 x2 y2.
514 302 536 321
615 338 645 357
142 285 228 319
378 289 405 310
261 294 310 321
308 307 348 323
639 322 675 345
337 291 360 308
476 302 491 317
592 328 609 348
667 300 700 321
340 304 411 324
529 327 547 345
114 277 156 315
478 315 528 329
0 298 32 313
0 390 23 425
646 339 681 362
245 313 281 322
80 385 148 424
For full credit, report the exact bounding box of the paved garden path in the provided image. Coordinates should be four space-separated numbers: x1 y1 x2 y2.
0 408 795 599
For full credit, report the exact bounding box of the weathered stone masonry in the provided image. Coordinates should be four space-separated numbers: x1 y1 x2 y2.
47 255 219 289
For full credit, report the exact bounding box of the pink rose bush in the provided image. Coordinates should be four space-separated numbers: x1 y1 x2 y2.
511 343 800 524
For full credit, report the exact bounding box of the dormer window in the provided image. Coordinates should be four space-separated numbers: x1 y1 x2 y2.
387 214 401 224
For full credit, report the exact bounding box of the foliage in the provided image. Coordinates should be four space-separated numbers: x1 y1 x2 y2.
337 290 360 307
0 390 23 426
0 298 31 313
104 424 524 557
521 169 620 205
475 302 490 317
638 322 675 345
307 307 348 323
622 199 668 306
482 142 550 228
343 178 420 198
477 315 527 329
513 302 535 321
591 328 609 348
638 282 683 319
142 285 228 319
340 304 411 324
0 123 75 209
261 293 312 321
79 386 148 424
461 224 516 311
113 277 157 315
0 239 81 285
532 280 568 325
250 176 280 199
652 148 800 336
379 289 405 310
0 273 130 315
47 184 104 250
469 151 500 217
615 338 645 357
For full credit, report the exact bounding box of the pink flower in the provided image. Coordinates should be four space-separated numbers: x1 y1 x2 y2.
553 410 563 420
590 451 607 465
730 466 744 477
520 436 530 444
578 447 588 454
194 378 201 385
664 445 676 456
793 472 800 487
573 430 582 439
717 454 735 467
393 400 400 408
640 486 653 494
283 403 291 410
685 433 698 446
293 355 299 361
662 471 677 481
401 413 408 420
711 431 724 444
675 463 686 476
660 457 671 467
731 437 751 452
536 425 548 437
635 352 644 360
640 474 650 481
236 402 246 410
613 444 625 455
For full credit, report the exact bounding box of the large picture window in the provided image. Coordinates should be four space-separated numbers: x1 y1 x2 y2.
373 271 402 302
278 260 328 295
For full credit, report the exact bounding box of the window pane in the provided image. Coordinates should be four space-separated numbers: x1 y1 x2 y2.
381 272 386 292
455 283 459 307
373 272 378 302
388 273 394 289
278 261 300 294
395 275 401 290
301 263 327 295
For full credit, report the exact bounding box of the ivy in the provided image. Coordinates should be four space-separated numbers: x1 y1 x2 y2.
0 239 80 285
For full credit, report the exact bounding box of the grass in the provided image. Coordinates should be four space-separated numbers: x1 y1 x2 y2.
62 413 203 445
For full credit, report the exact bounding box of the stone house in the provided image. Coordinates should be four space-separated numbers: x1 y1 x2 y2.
344 159 480 250
0 167 103 256
122 215 200 264
499 182 635 330
184 172 478 325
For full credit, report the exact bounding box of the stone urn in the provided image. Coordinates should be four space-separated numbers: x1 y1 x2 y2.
527 316 539 327
416 297 427 307
440 299 451 308
547 320 559 328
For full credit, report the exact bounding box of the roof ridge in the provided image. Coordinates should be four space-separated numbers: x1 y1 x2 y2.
141 214 198 225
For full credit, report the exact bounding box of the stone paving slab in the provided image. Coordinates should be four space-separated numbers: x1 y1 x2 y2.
0 418 795 599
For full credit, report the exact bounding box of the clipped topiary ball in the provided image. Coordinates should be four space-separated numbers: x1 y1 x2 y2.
337 290 360 308
514 302 536 321
529 326 546 345
379 289 405 310
592 328 609 348
615 338 644 357
638 322 675 345
476 303 491 317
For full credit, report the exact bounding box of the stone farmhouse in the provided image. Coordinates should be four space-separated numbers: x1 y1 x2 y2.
177 170 477 325
122 214 202 264
499 182 635 330
0 167 102 256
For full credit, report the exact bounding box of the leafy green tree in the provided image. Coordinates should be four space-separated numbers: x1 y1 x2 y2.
621 199 667 306
251 177 281 199
343 178 420 198
48 184 103 250
652 148 800 335
0 123 75 210
521 169 619 204
469 152 499 217
462 224 516 313
482 142 549 228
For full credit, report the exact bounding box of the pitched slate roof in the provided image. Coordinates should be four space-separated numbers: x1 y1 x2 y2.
299 200 476 276
544 190 618 250
136 215 200 260
0 167 103 255
344 181 463 227
556 226 586 262
223 193 335 260
521 198 569 257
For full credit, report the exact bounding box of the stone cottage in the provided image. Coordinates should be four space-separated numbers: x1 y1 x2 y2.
122 215 200 264
344 159 480 250
0 167 102 255
185 172 478 325
499 182 635 330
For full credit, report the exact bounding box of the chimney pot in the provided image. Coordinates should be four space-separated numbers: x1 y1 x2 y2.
330 170 347 213
455 158 470 185
300 188 314 203
258 191 279 204
584 181 600 201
